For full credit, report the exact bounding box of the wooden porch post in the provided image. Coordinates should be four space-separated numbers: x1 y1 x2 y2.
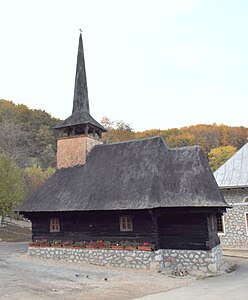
149 210 161 250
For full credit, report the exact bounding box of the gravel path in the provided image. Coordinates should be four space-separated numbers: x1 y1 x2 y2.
0 242 196 300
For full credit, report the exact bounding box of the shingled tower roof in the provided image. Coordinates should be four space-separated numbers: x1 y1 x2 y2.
55 33 106 132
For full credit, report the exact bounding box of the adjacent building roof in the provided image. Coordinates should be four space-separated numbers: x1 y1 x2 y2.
214 142 248 189
18 136 227 213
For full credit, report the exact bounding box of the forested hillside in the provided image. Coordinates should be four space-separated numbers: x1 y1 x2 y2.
0 99 60 221
0 99 247 220
0 99 60 169
101 116 248 170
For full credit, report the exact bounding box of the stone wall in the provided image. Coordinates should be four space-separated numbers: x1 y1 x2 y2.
161 245 223 274
221 188 248 204
28 245 223 274
220 188 248 248
28 247 159 270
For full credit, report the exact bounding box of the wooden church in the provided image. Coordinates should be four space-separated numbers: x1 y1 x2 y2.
18 34 228 253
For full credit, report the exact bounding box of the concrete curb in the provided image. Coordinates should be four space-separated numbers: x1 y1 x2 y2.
223 249 248 259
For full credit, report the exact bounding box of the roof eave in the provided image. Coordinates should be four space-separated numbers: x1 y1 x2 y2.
54 122 107 132
17 204 231 214
219 185 248 190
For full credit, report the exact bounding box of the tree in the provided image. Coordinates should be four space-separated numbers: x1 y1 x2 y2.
112 120 135 142
0 153 25 223
101 117 135 143
135 129 162 140
0 121 34 168
165 133 196 148
24 165 55 199
101 116 114 144
208 145 237 171
0 99 58 169
101 116 114 130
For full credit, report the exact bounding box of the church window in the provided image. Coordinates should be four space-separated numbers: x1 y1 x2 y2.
216 214 225 234
243 197 248 203
50 218 60 232
120 216 133 232
210 214 215 230
246 214 248 235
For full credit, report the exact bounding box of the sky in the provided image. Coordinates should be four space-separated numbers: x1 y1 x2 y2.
0 0 247 132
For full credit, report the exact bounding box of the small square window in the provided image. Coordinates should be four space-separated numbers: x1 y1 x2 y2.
120 216 133 232
50 218 60 232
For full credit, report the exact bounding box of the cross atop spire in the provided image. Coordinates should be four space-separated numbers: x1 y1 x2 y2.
55 33 106 138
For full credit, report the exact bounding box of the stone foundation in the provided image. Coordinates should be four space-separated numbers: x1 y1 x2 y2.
28 247 159 270
161 245 223 274
28 245 223 274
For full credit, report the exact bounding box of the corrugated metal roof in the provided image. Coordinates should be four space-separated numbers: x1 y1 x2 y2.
214 143 248 188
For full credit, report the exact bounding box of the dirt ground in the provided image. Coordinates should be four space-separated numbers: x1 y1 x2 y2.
0 242 197 300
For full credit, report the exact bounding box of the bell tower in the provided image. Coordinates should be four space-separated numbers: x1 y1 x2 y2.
55 33 106 169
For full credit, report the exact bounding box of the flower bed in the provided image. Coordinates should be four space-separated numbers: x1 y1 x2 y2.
29 240 154 251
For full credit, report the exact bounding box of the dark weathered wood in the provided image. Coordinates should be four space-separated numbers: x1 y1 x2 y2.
27 210 156 244
158 212 210 250
26 207 221 251
148 210 161 249
206 213 220 249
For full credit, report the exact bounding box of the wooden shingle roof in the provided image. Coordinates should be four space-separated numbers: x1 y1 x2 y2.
18 137 227 213
55 33 106 132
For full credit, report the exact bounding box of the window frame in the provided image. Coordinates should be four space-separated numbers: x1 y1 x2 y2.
209 213 215 230
49 218 60 233
245 213 248 236
217 214 225 235
119 215 133 232
243 197 248 203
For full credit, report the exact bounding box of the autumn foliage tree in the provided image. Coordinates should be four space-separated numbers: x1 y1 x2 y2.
101 116 247 170
24 166 55 199
208 145 237 171
101 117 135 143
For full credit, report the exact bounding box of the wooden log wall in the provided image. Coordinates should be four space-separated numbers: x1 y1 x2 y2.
206 213 221 249
157 213 209 250
27 210 156 245
26 207 222 251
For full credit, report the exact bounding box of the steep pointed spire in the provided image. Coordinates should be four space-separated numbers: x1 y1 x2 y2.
55 33 106 134
72 33 90 114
